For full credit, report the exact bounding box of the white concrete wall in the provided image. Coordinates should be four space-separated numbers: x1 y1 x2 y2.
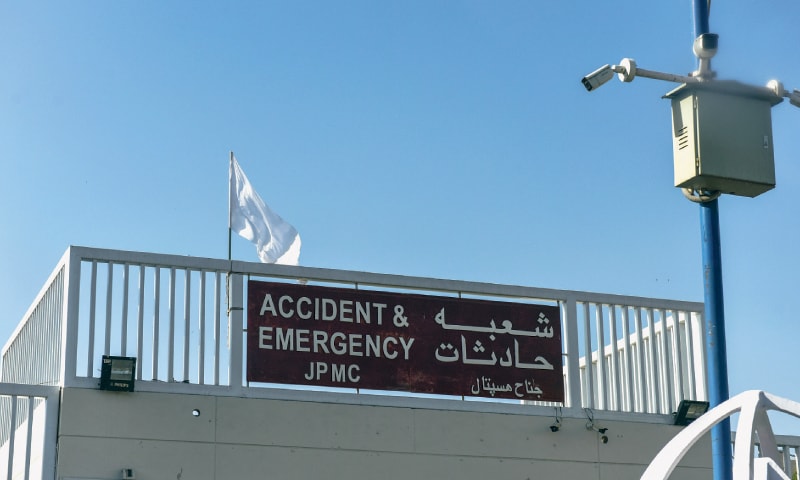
56 388 711 480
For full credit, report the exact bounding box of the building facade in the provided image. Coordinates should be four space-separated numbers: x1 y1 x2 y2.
0 246 731 479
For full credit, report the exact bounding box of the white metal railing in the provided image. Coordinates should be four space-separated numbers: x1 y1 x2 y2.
760 436 800 478
0 383 59 480
1 246 707 417
578 307 705 414
1 259 65 387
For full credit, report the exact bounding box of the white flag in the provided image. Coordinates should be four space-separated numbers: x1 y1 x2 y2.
229 154 301 265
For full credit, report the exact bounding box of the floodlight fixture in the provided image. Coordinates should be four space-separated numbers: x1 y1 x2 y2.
674 399 709 426
100 355 137 392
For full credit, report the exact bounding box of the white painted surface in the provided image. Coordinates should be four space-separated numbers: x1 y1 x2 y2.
643 390 800 480
56 387 711 480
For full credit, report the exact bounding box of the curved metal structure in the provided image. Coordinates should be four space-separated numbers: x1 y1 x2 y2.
643 390 800 480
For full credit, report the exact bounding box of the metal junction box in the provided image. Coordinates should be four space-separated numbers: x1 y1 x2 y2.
664 81 783 197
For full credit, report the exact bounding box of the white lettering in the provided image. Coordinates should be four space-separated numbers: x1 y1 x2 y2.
259 292 392 326
297 297 312 320
261 328 414 363
348 364 360 382
313 330 330 354
330 332 347 355
356 302 370 324
304 362 361 383
383 337 398 359
399 337 415 360
260 294 277 316
322 298 337 321
374 303 387 325
258 326 273 349
349 333 363 357
332 363 346 382
365 335 381 357
278 295 294 318
340 300 353 322
276 328 294 350
296 329 310 352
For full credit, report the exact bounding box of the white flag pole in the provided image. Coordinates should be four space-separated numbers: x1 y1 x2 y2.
228 151 234 262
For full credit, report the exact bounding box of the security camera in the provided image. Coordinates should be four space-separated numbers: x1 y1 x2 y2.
598 428 608 434
693 33 719 59
550 424 560 433
790 89 800 108
601 435 609 444
582 64 615 91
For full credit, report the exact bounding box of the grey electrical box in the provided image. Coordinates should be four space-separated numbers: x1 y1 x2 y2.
664 81 783 197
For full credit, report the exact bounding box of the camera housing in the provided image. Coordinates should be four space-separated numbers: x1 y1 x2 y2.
582 65 615 91
693 33 719 59
790 89 800 108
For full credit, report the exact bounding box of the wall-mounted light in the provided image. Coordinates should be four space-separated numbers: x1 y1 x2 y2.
674 399 709 426
100 355 137 392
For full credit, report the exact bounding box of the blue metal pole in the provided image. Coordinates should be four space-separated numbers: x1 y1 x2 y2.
700 199 732 480
693 0 710 41
692 1 733 478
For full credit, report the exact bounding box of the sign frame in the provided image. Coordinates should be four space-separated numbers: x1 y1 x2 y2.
246 280 564 402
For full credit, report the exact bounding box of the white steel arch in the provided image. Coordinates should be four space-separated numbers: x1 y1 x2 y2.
642 390 800 480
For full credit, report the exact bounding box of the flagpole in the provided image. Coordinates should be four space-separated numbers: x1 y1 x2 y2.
226 152 233 326
228 151 234 262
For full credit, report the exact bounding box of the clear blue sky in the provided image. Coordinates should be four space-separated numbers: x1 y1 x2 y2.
2 1 799 430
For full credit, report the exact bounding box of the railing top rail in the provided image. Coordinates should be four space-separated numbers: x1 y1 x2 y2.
0 383 60 397
68 245 704 311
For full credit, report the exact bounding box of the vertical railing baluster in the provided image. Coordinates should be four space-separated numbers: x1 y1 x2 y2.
658 309 673 413
646 308 661 413
595 304 607 410
685 311 698 398
168 267 176 382
608 305 621 411
121 264 130 356
88 262 98 377
229 274 244 394
582 303 594 408
104 262 114 356
152 267 161 381
634 307 647 412
6 396 17 480
563 297 581 409
622 308 635 411
672 310 686 403
199 271 206 385
698 312 709 399
23 396 34 480
183 270 191 382
136 265 145 380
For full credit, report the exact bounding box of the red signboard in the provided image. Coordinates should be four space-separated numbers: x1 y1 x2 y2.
247 280 564 402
